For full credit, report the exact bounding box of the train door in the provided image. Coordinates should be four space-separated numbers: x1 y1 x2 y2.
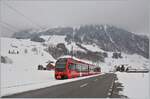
68 63 76 77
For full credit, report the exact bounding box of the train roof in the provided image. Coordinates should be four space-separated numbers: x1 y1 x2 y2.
58 55 95 66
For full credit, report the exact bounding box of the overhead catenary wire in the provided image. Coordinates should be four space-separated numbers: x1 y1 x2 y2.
1 24 17 33
1 21 19 31
3 2 43 29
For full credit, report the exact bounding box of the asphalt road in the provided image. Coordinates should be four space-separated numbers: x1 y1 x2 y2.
3 73 116 98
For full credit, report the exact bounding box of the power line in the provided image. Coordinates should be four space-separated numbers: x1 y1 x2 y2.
1 21 19 31
1 24 17 33
3 2 43 29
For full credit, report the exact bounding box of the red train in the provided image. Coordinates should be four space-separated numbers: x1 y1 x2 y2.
55 57 101 79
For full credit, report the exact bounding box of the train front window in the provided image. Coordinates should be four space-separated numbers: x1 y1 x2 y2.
55 64 66 69
55 58 67 69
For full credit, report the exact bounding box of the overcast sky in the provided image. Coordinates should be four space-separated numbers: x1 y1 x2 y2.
1 0 149 37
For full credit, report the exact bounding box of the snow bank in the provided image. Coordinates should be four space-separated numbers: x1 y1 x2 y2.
116 72 149 99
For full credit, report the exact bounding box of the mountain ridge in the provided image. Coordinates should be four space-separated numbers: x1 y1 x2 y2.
12 24 149 59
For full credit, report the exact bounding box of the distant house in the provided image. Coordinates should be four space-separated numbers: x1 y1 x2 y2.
38 65 45 70
46 62 55 70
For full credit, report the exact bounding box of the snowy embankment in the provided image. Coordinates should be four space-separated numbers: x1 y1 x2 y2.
116 72 149 99
104 52 149 99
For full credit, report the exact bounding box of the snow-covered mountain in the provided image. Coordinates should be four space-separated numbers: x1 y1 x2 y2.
12 24 149 59
68 25 149 58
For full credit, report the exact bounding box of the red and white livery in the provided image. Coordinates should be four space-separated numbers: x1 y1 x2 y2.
55 57 101 79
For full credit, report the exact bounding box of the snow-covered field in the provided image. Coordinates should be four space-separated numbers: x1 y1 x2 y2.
116 72 149 99
0 37 56 96
107 52 150 99
104 52 149 70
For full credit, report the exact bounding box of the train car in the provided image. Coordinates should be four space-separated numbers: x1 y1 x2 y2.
55 57 101 79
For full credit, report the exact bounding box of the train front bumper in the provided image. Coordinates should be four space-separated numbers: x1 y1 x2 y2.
55 72 68 79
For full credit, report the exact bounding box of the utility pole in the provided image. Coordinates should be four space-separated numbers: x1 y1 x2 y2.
71 29 75 58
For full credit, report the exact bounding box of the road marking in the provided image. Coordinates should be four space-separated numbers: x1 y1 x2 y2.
110 78 114 89
110 83 113 89
94 79 98 82
107 78 115 97
80 83 88 88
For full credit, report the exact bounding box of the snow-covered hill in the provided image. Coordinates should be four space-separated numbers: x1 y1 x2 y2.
12 25 149 58
1 37 56 65
40 35 86 52
40 35 149 72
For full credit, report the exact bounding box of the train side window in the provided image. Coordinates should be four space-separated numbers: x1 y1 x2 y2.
81 64 84 72
81 64 86 72
76 63 82 72
76 64 79 71
86 65 88 72
69 63 76 70
74 64 76 70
